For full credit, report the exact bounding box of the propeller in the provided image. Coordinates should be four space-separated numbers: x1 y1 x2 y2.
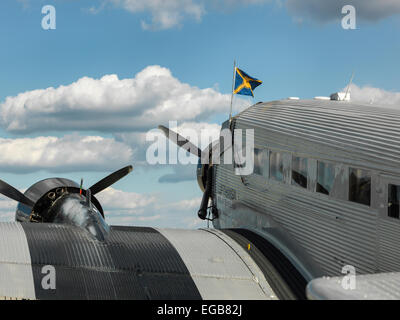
88 165 133 195
158 125 203 159
0 165 134 215
0 179 35 207
158 125 217 220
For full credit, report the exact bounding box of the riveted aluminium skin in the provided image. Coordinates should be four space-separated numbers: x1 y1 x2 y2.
0 222 298 300
20 223 201 300
214 99 400 277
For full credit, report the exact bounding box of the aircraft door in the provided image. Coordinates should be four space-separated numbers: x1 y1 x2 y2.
376 174 400 220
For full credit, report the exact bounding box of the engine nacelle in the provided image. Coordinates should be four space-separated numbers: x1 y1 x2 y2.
16 178 104 223
15 178 108 241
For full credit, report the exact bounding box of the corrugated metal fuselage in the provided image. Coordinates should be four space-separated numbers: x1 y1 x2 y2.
213 99 400 277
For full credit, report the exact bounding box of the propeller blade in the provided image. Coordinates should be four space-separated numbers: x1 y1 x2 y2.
0 179 35 207
88 165 133 195
158 125 202 158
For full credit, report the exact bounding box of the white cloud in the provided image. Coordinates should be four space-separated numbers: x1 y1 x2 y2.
111 214 162 224
95 188 206 229
98 0 400 29
100 0 273 30
0 195 23 222
347 84 400 107
113 0 205 30
0 135 133 173
0 66 245 134
0 65 239 180
0 196 17 210
164 197 202 210
286 0 400 23
96 187 157 211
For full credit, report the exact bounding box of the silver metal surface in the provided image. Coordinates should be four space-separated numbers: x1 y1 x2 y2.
0 222 35 300
157 228 277 300
214 99 400 277
213 201 324 282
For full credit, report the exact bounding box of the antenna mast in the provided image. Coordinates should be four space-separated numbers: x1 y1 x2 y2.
345 71 355 101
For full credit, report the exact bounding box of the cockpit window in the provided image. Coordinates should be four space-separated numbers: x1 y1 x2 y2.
388 184 400 219
292 156 308 189
270 151 284 182
349 168 371 206
253 148 267 177
317 161 335 196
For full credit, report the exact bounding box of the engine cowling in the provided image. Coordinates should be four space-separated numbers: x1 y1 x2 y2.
16 178 104 223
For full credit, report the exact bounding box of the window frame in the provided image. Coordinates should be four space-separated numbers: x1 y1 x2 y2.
348 167 372 207
315 160 337 197
269 150 285 183
378 174 400 222
253 148 269 178
291 155 309 189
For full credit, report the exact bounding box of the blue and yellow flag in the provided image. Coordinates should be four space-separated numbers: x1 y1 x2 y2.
234 68 262 97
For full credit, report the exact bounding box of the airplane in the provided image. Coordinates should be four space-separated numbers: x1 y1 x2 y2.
0 92 399 300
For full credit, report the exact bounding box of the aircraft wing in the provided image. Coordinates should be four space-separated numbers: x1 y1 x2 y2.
307 272 400 300
0 222 299 300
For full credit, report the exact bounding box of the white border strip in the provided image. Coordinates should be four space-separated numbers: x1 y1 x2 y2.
0 222 36 300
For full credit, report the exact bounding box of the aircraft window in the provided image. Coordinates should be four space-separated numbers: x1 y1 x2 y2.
254 148 267 176
292 156 308 189
388 185 400 219
349 168 371 206
270 151 284 182
316 161 335 196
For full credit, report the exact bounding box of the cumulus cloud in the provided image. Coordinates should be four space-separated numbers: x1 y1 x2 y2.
96 187 157 212
286 0 400 23
94 0 400 29
164 197 202 211
97 0 273 30
0 194 24 222
0 66 245 134
0 135 133 173
347 84 400 107
111 0 204 30
0 66 235 180
0 196 17 210
93 188 205 229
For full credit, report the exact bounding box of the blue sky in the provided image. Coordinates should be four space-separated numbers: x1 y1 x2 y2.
0 0 399 227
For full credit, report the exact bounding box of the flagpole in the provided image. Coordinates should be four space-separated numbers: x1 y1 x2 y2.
229 59 236 126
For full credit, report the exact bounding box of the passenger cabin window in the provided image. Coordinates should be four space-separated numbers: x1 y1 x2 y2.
292 156 308 189
388 185 400 219
270 151 284 182
316 161 335 196
253 148 267 177
349 168 371 206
